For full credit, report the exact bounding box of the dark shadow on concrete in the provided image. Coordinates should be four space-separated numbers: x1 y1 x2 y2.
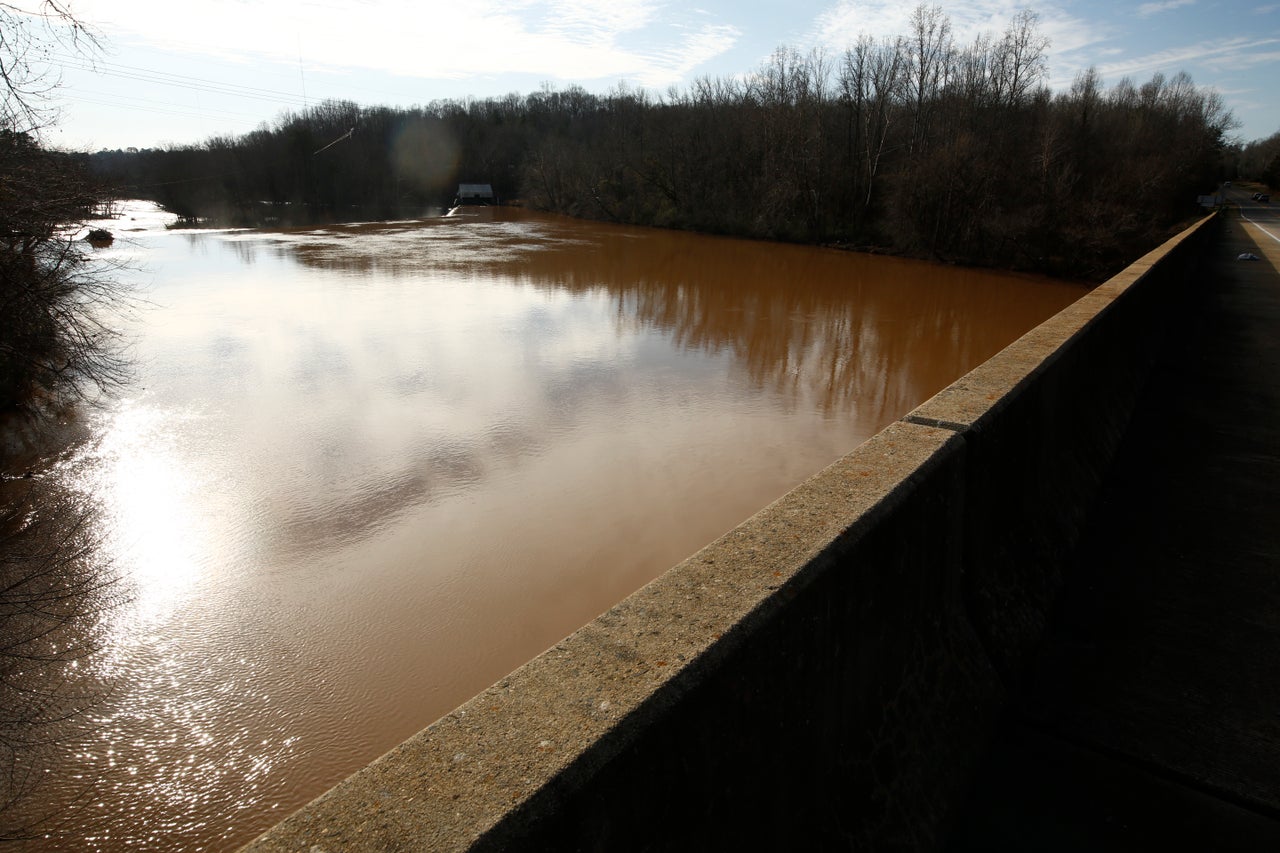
949 213 1280 849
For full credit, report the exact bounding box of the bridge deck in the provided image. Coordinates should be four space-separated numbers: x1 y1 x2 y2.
950 196 1280 850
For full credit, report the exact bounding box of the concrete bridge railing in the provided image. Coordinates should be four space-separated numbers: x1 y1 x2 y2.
243 213 1216 852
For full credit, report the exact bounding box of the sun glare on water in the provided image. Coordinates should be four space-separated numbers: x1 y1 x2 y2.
69 402 208 635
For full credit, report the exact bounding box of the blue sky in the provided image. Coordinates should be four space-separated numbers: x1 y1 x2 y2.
37 0 1280 151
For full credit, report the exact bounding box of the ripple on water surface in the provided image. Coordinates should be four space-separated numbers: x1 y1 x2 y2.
6 202 1086 850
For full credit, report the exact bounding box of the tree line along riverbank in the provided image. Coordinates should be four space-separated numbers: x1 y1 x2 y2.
87 8 1243 283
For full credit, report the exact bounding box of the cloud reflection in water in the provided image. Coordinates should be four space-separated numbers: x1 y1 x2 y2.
21 204 1085 851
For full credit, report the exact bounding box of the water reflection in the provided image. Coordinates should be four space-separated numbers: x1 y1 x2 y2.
267 209 1068 419
75 404 205 627
11 203 1084 851
0 473 119 843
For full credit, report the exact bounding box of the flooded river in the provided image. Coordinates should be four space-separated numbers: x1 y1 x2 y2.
0 203 1084 850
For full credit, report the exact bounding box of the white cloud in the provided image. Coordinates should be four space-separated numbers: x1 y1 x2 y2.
804 0 1108 67
1137 0 1195 18
72 0 740 85
1201 48 1280 71
1093 35 1280 80
642 24 742 86
807 0 909 47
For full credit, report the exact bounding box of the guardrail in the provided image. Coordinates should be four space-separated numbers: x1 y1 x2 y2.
243 213 1217 852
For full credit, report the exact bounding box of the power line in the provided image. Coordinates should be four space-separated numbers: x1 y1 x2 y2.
55 52 309 100
55 53 311 106
53 51 436 111
298 36 308 111
62 89 268 124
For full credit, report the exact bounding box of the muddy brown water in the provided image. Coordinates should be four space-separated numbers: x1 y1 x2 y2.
1 203 1085 850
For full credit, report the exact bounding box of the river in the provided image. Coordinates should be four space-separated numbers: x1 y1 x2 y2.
0 202 1085 850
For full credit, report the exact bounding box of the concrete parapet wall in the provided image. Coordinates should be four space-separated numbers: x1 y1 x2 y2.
907 215 1214 683
243 214 1216 852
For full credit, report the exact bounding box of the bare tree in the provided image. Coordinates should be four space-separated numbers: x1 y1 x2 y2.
905 4 953 155
1 6 128 839
865 37 907 207
992 10 1049 108
2 1 131 420
1 131 131 417
0 1 97 135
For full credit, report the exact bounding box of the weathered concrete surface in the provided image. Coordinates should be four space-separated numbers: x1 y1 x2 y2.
241 215 1217 853
949 204 1280 848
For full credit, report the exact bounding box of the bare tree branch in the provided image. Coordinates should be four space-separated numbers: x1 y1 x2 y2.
0 1 99 136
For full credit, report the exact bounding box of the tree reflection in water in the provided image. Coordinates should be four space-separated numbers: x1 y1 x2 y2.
0 472 121 843
274 209 1082 422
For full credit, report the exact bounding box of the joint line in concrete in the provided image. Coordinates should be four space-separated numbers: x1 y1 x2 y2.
902 414 969 433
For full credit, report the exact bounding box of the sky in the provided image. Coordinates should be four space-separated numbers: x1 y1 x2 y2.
28 0 1280 151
